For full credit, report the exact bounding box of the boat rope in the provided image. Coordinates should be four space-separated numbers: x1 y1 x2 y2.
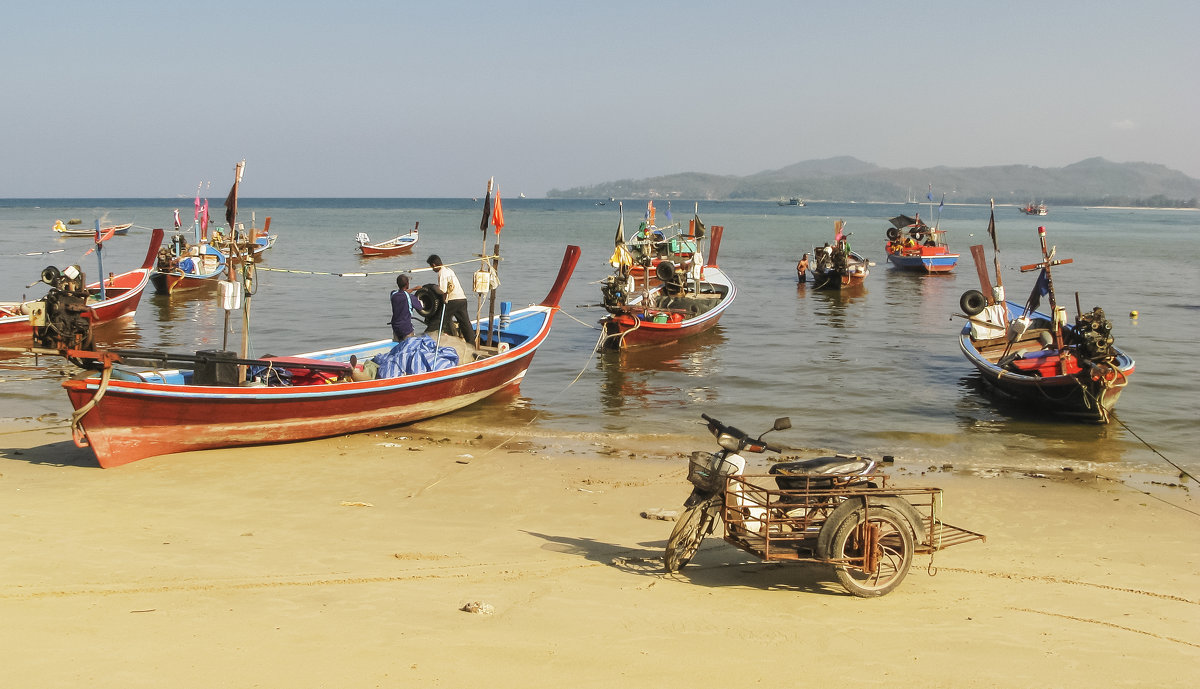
257 255 500 278
471 328 606 462
557 308 601 330
68 364 114 448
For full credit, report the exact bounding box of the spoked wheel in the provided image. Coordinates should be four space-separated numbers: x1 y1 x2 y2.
828 506 914 597
664 498 720 573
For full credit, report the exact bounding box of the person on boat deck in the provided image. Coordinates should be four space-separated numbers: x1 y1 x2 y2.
796 253 809 283
389 274 421 341
425 254 474 343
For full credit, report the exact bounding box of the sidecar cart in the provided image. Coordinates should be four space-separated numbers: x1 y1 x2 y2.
720 473 985 597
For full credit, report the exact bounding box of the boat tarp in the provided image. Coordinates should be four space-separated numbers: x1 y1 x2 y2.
372 335 460 378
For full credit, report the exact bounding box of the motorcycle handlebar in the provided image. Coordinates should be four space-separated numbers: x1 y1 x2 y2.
700 413 785 454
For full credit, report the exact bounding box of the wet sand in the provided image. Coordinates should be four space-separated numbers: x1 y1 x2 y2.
0 418 1197 688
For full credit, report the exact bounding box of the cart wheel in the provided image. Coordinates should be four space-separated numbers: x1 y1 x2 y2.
664 498 720 573
828 506 914 597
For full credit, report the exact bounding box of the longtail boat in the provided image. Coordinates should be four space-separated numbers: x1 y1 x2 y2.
62 244 581 467
0 229 164 343
599 205 734 349
355 222 419 257
958 209 1132 422
883 214 958 273
810 220 869 288
53 221 132 237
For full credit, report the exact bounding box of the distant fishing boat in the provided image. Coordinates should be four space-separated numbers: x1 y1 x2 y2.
1020 201 1048 216
53 220 132 237
777 196 805 207
355 222 419 257
884 214 958 273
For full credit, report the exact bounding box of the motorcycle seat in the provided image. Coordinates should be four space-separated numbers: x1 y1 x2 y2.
770 454 876 491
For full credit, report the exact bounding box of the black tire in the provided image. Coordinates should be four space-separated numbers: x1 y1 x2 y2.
664 498 720 572
959 289 987 316
828 506 915 597
413 284 443 318
886 227 900 241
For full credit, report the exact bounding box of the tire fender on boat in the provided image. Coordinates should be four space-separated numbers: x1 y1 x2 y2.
414 284 444 319
959 290 987 316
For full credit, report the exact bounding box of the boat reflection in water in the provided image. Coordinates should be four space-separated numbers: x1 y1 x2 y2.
596 328 727 415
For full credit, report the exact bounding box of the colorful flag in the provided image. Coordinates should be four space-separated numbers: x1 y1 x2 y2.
692 210 705 239
939 193 945 211
194 192 201 220
491 191 504 236
986 202 997 247
95 226 115 243
834 219 845 242
173 209 181 229
646 199 655 227
926 183 933 202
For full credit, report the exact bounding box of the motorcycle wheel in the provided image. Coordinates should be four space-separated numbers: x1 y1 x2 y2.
664 498 719 573
828 506 914 597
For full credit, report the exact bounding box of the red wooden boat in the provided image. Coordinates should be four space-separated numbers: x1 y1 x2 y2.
62 245 581 467
600 223 734 349
356 223 419 256
884 215 958 273
0 229 164 343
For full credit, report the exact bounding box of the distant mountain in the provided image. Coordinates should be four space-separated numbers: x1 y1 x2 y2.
546 156 1200 207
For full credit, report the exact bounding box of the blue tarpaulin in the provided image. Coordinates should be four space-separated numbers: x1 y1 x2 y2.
372 335 460 378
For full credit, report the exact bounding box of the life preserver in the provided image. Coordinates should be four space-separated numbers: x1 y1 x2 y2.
959 289 987 316
413 284 444 318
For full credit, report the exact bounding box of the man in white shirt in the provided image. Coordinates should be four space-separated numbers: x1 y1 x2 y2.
425 254 474 344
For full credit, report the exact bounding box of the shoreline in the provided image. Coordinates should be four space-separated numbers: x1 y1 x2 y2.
1 420 1197 687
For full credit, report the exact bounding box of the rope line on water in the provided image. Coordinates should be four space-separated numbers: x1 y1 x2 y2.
257 255 499 278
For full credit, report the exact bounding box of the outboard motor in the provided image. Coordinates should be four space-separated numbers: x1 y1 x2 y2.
600 271 633 314
1072 306 1115 359
31 264 94 352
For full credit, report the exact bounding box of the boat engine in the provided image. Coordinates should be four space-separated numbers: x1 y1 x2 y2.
600 271 633 314
30 265 95 352
1071 306 1115 359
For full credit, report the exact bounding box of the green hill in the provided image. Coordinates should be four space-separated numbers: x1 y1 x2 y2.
547 156 1200 207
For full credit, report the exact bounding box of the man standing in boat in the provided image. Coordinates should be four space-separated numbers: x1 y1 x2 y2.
390 274 420 341
426 254 474 343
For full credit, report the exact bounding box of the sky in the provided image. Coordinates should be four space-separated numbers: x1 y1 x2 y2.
3 0 1197 198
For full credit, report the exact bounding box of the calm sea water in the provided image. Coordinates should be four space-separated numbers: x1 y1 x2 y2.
1 198 1197 477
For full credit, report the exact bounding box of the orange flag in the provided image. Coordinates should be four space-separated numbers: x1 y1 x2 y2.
492 191 504 236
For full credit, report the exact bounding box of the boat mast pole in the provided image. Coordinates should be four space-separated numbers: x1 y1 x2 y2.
988 198 1004 303
1036 225 1062 350
478 177 492 349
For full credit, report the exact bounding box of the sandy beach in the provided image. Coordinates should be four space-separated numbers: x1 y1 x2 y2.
1 417 1197 688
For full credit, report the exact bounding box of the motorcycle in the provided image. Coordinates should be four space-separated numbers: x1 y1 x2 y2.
664 413 985 597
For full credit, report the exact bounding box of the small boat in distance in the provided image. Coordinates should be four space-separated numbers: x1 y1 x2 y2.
355 222 419 257
1020 201 1048 216
884 214 958 273
810 220 869 288
958 212 1132 422
777 197 806 207
53 220 132 237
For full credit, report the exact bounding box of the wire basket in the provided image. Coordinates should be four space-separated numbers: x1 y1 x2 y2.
687 451 740 492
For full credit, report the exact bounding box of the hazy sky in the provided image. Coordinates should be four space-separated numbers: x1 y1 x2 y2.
4 1 1197 198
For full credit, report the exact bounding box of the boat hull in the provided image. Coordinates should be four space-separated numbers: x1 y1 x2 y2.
64 245 581 467
357 231 418 257
886 250 959 273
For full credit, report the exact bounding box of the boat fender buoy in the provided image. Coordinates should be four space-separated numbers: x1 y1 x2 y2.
959 290 987 316
886 227 900 241
497 342 510 353
413 284 444 319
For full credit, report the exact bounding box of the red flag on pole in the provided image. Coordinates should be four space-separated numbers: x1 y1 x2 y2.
492 191 504 236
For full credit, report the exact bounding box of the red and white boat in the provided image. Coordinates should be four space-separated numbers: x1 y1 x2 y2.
62 244 580 467
355 223 419 256
0 229 164 342
599 217 734 349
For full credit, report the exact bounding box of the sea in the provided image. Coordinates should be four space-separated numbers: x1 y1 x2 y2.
1 198 1197 479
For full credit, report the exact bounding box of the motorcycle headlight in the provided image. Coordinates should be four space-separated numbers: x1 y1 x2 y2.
717 433 740 451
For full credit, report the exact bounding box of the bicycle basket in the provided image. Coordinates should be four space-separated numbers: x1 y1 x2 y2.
687 451 740 492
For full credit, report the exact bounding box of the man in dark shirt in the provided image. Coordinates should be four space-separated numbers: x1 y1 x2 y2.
390 274 420 341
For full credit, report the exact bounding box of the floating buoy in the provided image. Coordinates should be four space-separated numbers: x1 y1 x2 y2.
1130 310 1139 318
